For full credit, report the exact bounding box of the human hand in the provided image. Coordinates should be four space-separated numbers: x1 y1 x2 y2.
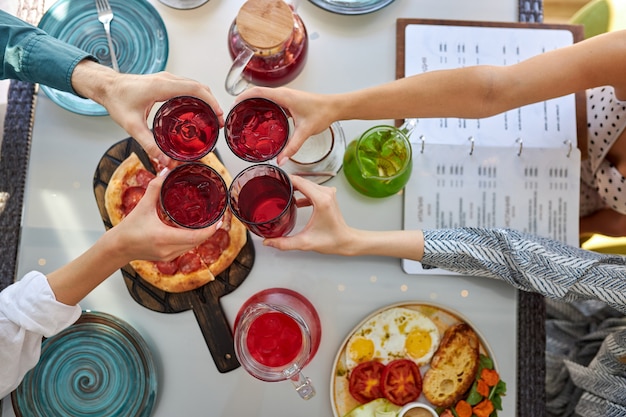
262 175 354 255
106 72 224 168
235 86 336 165
111 171 219 263
72 60 224 168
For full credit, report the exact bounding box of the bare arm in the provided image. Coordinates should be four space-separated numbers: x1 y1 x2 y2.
263 175 425 261
238 30 626 163
46 173 217 305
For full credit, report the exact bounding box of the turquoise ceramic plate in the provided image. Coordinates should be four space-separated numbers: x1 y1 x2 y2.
308 0 395 15
11 311 157 417
38 0 169 116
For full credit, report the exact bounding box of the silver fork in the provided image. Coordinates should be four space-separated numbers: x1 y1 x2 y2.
95 0 120 71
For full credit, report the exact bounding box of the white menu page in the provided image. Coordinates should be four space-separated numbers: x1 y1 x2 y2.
401 23 581 274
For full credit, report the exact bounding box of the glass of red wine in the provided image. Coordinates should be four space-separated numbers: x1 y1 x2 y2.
153 96 220 162
224 98 290 162
228 164 296 238
160 162 228 229
234 287 321 400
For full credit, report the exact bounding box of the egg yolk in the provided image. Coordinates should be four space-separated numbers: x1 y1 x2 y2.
348 337 375 364
405 329 433 360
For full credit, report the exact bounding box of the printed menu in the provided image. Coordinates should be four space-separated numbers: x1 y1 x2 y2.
397 20 583 274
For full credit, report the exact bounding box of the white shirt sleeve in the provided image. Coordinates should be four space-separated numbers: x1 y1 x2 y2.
0 271 81 398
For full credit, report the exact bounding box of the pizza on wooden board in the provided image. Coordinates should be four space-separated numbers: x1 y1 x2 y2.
104 152 247 293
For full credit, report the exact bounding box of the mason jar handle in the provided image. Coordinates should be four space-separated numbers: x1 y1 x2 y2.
290 371 316 400
283 363 316 400
225 47 254 96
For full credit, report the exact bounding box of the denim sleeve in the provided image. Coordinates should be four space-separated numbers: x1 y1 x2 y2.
421 227 626 314
0 10 95 95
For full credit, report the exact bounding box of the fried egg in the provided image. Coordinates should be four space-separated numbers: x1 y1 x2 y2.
346 307 440 370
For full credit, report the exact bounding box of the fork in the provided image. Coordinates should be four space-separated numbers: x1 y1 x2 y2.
95 0 120 71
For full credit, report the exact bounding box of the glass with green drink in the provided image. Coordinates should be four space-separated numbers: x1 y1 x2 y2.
343 119 416 198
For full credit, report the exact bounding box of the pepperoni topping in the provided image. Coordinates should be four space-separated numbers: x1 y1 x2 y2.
197 241 221 265
177 252 203 274
135 169 155 188
212 229 231 250
121 186 147 215
156 259 179 275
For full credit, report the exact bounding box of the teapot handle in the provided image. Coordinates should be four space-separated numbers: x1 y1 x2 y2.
225 47 254 96
399 118 418 138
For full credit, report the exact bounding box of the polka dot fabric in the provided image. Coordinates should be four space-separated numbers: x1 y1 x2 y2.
580 87 626 217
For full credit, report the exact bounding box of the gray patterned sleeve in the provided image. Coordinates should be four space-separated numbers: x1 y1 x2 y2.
421 228 626 314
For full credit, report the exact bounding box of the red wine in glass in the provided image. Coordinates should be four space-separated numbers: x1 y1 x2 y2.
153 96 220 162
160 162 227 229
225 98 289 162
229 164 296 237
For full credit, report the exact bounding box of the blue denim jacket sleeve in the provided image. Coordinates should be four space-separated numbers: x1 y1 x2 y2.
0 10 95 95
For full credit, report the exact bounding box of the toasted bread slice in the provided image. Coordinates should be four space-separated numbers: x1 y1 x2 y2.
422 322 480 408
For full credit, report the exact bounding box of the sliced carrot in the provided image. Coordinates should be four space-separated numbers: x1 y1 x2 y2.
476 379 490 397
473 399 495 417
481 368 500 387
454 400 473 417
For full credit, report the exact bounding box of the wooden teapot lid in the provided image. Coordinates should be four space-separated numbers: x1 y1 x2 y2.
236 0 295 50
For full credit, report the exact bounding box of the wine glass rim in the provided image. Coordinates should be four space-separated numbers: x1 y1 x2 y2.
228 163 295 227
160 162 228 229
224 98 290 162
153 95 220 162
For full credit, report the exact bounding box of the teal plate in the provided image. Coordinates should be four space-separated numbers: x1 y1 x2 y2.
38 0 169 116
308 0 395 15
11 311 157 417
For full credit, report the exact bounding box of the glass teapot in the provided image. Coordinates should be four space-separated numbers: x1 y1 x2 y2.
225 0 308 95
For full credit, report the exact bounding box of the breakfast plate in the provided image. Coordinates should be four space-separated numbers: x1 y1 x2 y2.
11 311 157 417
330 302 500 417
37 0 168 116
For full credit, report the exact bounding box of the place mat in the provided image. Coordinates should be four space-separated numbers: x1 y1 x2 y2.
519 0 544 23
0 80 37 292
516 4 547 416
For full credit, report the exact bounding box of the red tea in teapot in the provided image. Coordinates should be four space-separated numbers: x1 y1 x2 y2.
226 0 308 93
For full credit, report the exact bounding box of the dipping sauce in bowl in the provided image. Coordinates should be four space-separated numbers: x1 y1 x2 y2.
398 402 437 417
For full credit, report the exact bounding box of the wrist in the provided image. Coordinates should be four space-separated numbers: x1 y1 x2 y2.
71 59 117 104
96 227 134 268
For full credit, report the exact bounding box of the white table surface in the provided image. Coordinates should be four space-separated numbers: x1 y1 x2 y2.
4 1 521 416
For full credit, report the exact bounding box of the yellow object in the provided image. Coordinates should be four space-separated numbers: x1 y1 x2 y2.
581 234 626 255
570 0 626 38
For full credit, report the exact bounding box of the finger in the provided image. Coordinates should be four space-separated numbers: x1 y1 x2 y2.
290 175 323 197
235 86 275 104
263 236 296 251
294 195 312 208
277 128 311 165
169 221 218 247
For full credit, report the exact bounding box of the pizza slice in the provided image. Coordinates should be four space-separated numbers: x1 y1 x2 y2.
104 152 247 293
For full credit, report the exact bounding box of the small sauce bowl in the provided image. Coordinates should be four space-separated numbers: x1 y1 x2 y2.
398 402 438 417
